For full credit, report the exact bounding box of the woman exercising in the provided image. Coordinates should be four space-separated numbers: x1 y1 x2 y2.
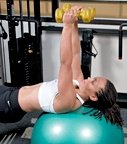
0 7 123 126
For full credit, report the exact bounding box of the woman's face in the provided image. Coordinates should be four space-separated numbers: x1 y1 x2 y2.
79 77 107 101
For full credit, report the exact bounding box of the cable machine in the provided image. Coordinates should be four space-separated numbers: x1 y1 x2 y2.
6 0 43 87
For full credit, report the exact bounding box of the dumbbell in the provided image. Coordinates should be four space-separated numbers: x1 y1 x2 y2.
80 8 96 23
55 3 71 23
55 3 96 23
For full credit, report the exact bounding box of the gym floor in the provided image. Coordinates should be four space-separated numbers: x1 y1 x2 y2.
0 111 41 144
0 109 127 144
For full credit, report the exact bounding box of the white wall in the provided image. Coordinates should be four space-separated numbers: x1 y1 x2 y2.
0 21 10 82
42 31 127 93
91 35 127 93
42 31 60 81
1 20 127 93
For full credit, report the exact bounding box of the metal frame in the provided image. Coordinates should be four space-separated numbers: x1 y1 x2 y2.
0 36 3 83
119 23 127 59
3 0 43 87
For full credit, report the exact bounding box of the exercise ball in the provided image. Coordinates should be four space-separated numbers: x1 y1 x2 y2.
31 106 124 144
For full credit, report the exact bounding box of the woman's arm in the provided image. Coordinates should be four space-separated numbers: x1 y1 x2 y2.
71 7 84 81
54 11 78 113
72 22 84 81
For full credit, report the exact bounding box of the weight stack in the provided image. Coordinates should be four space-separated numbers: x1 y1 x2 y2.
8 34 42 87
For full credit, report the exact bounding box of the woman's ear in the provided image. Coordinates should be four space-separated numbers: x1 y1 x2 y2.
89 95 98 101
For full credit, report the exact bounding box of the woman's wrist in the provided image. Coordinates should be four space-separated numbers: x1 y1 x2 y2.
64 23 73 28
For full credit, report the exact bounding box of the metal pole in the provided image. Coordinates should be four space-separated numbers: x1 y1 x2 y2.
81 30 94 79
52 0 59 20
6 0 18 85
119 23 127 59
33 0 43 82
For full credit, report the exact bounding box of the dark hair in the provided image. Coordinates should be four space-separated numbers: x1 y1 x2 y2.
83 80 123 127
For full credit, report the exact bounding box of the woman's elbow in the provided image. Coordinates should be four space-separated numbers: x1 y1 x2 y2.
63 101 76 112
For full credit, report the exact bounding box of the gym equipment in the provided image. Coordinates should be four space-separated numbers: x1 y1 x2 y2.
6 0 42 87
81 30 97 79
62 3 72 12
31 106 124 144
119 23 127 59
52 0 59 20
55 3 96 23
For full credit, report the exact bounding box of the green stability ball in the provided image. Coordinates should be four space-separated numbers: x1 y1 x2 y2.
31 106 124 144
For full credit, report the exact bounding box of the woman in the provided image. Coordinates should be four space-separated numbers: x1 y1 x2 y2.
0 7 123 126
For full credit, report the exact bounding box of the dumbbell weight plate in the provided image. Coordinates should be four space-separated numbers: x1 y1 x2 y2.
55 8 64 23
62 3 71 12
81 9 92 23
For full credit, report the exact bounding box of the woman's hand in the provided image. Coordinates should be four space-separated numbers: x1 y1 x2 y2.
71 6 83 24
71 6 83 12
63 10 78 25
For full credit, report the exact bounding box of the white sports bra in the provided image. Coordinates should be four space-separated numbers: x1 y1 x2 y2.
73 80 84 104
38 79 84 113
